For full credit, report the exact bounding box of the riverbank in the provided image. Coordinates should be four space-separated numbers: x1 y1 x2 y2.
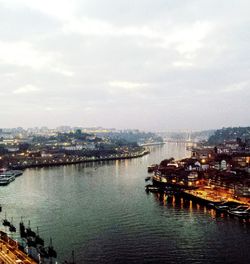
8 149 150 170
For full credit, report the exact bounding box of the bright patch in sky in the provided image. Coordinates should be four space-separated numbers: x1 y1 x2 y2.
13 84 40 94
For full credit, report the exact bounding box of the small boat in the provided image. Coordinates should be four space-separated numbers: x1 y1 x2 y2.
26 228 36 237
35 227 44 246
9 224 16 232
11 170 23 177
27 237 37 247
39 246 49 258
20 219 27 238
8 217 16 232
2 213 11 226
0 170 23 177
145 176 151 182
3 219 11 226
214 201 243 212
145 184 160 192
228 205 249 212
48 238 57 258
147 164 158 173
26 220 36 237
0 174 15 186
228 206 250 218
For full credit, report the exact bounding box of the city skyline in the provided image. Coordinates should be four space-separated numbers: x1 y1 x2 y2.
0 0 249 130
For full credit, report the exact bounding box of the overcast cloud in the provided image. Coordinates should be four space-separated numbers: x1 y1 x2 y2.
0 0 249 131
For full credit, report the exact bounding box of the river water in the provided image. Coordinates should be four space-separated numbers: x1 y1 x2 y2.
0 143 249 264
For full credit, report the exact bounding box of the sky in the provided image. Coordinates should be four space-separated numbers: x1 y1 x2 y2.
0 0 249 131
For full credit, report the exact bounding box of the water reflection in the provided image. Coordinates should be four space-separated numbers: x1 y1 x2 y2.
150 191 250 224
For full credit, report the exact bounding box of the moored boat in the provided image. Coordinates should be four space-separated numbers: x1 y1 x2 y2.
145 176 151 181
48 238 57 258
9 224 16 232
20 220 27 238
147 164 158 173
152 174 198 190
145 184 160 192
0 174 15 186
26 220 36 237
0 170 23 177
227 206 250 218
214 201 243 212
2 213 11 226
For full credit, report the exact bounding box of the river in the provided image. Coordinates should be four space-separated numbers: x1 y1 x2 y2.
0 143 249 264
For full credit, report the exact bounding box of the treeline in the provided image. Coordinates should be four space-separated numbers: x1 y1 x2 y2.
207 126 250 145
105 131 163 145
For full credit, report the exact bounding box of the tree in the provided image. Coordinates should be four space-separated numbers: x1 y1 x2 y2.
160 157 174 167
19 143 30 152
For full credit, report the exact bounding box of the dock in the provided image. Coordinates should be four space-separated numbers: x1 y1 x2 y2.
0 231 38 264
181 188 250 206
182 189 224 205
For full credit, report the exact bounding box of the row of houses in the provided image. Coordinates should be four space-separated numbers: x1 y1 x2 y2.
187 141 250 198
191 145 250 171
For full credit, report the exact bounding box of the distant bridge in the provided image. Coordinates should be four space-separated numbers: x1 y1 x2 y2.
164 139 197 144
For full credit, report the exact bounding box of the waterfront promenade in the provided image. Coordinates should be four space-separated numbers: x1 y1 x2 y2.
182 188 250 206
0 232 37 264
8 149 149 170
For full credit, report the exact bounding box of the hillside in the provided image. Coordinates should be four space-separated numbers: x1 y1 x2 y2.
207 126 250 145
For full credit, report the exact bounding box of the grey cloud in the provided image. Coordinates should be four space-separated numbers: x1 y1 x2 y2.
0 3 60 41
0 0 250 130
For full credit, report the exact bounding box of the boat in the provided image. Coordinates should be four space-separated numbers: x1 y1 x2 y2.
39 246 49 258
0 170 23 177
27 237 37 247
0 174 15 186
2 214 11 226
35 227 44 246
9 224 16 232
145 184 160 192
227 206 250 218
145 176 151 181
48 238 57 258
152 174 197 190
147 164 158 173
20 220 27 238
145 184 173 193
214 201 243 212
26 221 36 237
2 219 11 226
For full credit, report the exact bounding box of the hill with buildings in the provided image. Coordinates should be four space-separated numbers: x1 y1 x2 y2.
207 127 250 145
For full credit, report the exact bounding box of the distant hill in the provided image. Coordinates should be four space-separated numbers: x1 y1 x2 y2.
190 130 215 141
96 130 163 145
159 130 215 141
207 126 250 145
